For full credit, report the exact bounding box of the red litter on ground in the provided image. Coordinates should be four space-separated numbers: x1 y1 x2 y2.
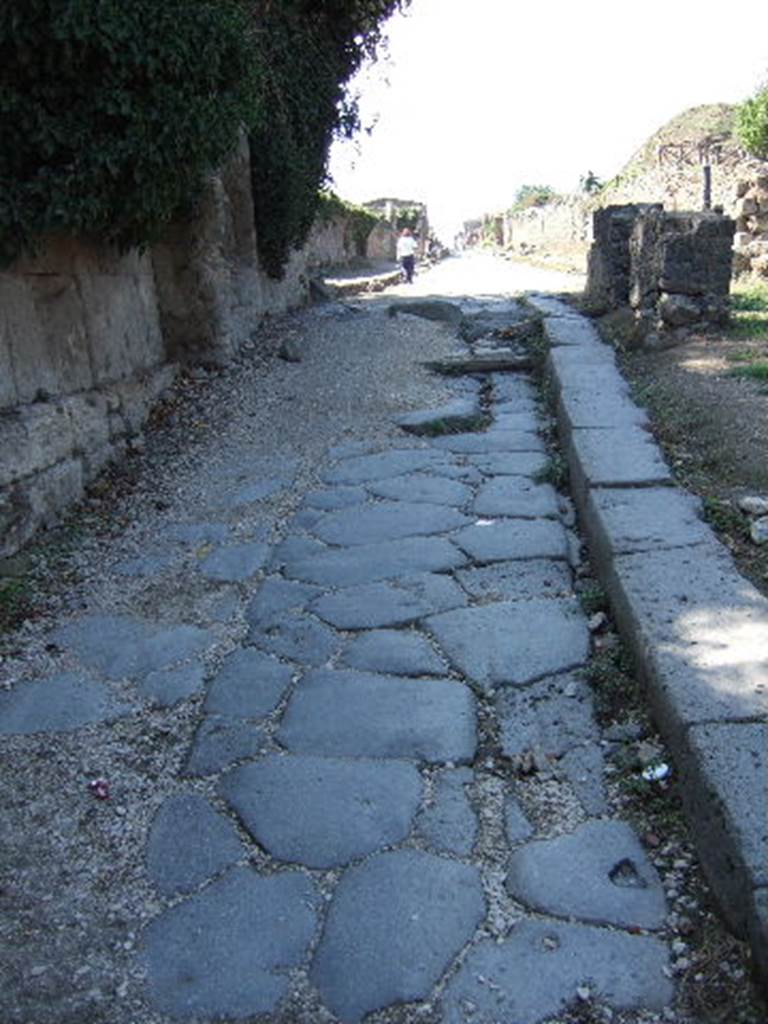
89 779 110 800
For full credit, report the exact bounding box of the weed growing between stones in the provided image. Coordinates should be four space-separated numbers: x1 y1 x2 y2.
533 454 570 492
0 577 31 634
577 581 609 617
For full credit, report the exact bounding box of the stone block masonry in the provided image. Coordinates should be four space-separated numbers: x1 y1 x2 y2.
733 174 768 278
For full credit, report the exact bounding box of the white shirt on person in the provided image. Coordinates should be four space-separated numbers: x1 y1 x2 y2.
396 235 418 259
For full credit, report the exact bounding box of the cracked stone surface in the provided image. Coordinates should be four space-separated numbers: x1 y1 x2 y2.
311 850 484 1023
416 767 477 855
222 754 422 868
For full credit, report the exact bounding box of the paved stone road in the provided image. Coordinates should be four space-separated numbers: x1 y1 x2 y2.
1 257 682 1023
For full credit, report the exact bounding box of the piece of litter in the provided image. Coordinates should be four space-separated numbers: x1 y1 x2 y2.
89 778 111 800
642 763 671 783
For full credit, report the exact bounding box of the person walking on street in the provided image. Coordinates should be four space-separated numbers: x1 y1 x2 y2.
396 227 417 284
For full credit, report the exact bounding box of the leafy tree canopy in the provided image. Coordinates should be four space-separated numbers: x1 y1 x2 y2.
736 81 768 159
509 184 559 213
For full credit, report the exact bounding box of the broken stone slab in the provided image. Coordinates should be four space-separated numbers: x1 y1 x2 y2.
456 559 572 603
137 663 205 707
585 485 714 563
204 648 292 718
497 674 599 760
440 919 673 1024
680 721 767 955
283 536 467 587
396 398 484 436
248 611 341 667
367 472 473 507
143 867 317 1019
51 614 214 681
184 717 268 777
387 299 465 326
0 672 132 735
340 629 446 677
222 755 422 869
424 352 534 374
278 669 477 763
322 448 452 486
199 542 271 583
146 794 243 897
558 742 608 815
430 429 544 454
453 519 568 563
460 313 541 344
506 819 667 930
427 599 589 691
312 573 467 630
563 425 672 507
416 767 477 856
311 849 484 1024
311 501 470 547
473 476 559 519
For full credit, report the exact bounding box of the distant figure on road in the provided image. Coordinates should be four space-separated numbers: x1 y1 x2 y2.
396 227 418 284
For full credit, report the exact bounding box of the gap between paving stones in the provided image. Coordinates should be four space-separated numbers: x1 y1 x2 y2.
532 292 768 994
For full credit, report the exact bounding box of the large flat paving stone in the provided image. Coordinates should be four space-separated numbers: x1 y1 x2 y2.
311 849 484 1023
143 867 317 1019
323 449 450 485
312 574 467 630
138 663 205 707
244 577 321 630
453 519 568 563
468 451 548 477
205 648 292 718
417 767 477 856
147 794 243 897
303 485 368 510
368 473 472 507
284 536 467 587
396 397 482 435
457 559 572 603
430 429 544 454
586 485 713 561
222 755 422 869
0 672 131 735
340 629 446 676
248 612 340 666
199 542 270 583
312 501 469 546
565 425 672 502
184 717 268 777
441 918 673 1024
473 476 559 518
52 614 213 681
427 600 589 691
278 669 477 763
491 373 539 406
506 820 667 930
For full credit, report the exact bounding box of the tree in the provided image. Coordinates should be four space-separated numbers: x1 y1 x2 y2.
579 170 603 194
510 185 558 212
736 81 768 159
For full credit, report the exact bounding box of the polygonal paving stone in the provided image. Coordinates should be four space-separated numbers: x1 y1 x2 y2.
457 559 572 603
199 542 271 583
312 574 467 630
143 867 317 1019
278 669 476 763
468 451 548 477
492 372 538 404
222 755 422 869
244 577 321 630
396 398 482 435
146 794 243 897
284 536 467 587
323 449 450 485
311 849 484 1024
506 820 667 930
184 717 268 776
340 630 446 676
0 672 131 735
427 600 589 691
270 535 327 569
492 412 541 431
417 768 476 856
497 674 599 758
430 430 544 454
138 663 205 707
440 919 673 1024
248 612 340 666
368 473 473 507
205 648 292 718
52 614 213 681
558 742 607 815
453 519 568 563
303 486 368 510
312 501 470 547
473 477 559 518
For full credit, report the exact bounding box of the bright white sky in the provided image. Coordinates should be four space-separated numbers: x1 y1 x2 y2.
328 0 768 241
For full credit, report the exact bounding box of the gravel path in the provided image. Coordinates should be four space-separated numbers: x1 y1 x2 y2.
0 255 761 1024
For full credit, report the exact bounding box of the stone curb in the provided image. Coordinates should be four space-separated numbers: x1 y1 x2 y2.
530 293 768 991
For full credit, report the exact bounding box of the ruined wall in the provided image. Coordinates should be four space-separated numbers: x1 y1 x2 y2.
502 199 592 259
0 240 174 557
732 175 768 278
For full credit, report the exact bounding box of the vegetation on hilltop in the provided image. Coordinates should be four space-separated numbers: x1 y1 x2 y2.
736 81 768 158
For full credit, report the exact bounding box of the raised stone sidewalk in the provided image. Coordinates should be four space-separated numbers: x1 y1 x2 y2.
528 293 768 987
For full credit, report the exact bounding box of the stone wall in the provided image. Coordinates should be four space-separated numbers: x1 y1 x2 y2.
584 204 662 312
502 199 592 260
0 240 174 557
732 175 768 278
